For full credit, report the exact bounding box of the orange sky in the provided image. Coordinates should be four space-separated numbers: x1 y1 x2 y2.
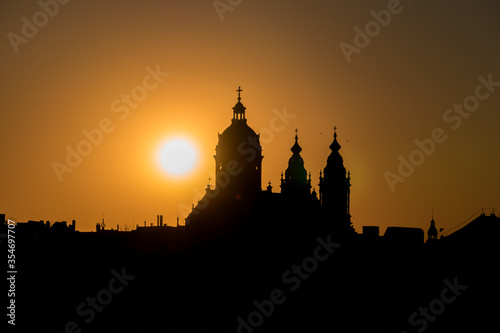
1 0 499 234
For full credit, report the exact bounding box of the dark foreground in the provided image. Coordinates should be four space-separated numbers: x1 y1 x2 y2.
6 214 500 333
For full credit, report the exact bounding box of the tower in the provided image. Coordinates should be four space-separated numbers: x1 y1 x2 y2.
280 129 311 198
427 214 438 242
213 87 263 200
319 127 352 231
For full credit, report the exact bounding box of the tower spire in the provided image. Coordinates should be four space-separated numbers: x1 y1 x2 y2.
281 129 310 197
291 128 302 154
329 125 341 152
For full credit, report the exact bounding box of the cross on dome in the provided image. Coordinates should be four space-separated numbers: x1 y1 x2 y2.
237 86 242 101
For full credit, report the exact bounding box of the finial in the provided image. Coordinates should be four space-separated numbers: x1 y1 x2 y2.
237 86 242 101
291 129 302 154
330 126 341 151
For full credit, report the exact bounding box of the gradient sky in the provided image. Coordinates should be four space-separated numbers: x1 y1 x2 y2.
1 0 499 234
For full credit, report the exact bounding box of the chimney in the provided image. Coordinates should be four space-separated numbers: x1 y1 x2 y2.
156 215 159 226
96 223 101 232
117 224 119 231
177 216 179 227
160 215 163 227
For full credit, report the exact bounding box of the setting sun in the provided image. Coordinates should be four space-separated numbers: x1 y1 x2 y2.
158 137 198 177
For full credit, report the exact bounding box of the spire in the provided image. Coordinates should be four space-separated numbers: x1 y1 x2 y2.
291 128 302 154
232 86 246 121
329 126 341 152
427 212 438 241
280 130 310 197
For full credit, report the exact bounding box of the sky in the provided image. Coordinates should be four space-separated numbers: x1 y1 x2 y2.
1 0 499 234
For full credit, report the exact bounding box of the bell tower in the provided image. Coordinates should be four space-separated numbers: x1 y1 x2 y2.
280 129 311 198
319 127 352 231
427 212 438 242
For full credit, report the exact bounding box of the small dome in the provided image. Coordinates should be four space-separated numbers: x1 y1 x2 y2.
232 100 246 115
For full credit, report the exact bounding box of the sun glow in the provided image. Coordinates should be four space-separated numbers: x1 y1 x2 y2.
157 137 198 177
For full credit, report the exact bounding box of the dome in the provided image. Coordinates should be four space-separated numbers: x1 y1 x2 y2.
219 120 259 148
217 87 260 151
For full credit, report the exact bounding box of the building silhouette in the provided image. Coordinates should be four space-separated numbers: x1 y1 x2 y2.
2 88 499 333
187 87 354 241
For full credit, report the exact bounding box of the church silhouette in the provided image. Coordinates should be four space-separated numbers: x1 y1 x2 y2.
3 88 499 333
186 87 354 245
